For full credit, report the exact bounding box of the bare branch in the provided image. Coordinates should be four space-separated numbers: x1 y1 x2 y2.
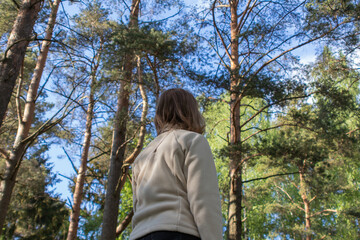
123 56 148 167
253 21 350 77
0 148 10 161
201 36 230 70
241 123 314 143
239 153 263 166
11 0 20 9
291 181 300 190
115 210 134 237
236 0 256 33
62 147 78 175
59 173 75 183
309 196 317 203
275 184 304 212
209 118 229 135
309 209 337 218
212 0 232 60
88 150 110 163
16 64 24 125
347 128 359 136
243 171 299 184
115 167 129 196
240 94 315 129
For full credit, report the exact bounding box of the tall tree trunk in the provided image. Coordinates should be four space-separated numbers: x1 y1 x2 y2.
228 1 242 239
66 83 94 240
0 0 60 234
101 1 140 239
115 56 148 238
66 40 103 239
0 0 43 129
299 168 311 240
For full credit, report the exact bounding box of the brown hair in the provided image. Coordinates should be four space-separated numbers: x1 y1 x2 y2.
154 88 205 134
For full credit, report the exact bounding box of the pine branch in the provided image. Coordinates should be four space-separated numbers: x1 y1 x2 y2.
212 0 232 60
241 123 315 143
347 128 359 136
309 209 337 218
240 94 316 129
239 153 263 167
275 184 304 212
243 171 299 184
11 0 20 9
209 118 229 135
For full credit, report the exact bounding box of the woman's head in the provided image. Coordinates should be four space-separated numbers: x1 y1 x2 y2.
154 88 205 134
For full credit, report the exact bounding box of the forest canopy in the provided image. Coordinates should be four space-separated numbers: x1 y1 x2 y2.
0 0 359 239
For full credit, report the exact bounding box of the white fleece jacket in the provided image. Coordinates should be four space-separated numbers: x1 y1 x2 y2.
129 129 222 240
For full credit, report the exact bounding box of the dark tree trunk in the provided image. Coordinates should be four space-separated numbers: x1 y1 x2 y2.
101 1 140 239
0 0 43 129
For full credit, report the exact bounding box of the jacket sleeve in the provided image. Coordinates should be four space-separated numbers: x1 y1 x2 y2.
183 134 223 240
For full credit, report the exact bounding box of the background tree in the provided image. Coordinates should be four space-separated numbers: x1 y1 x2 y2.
194 0 360 238
64 2 109 239
0 0 44 129
0 0 62 234
1 144 69 239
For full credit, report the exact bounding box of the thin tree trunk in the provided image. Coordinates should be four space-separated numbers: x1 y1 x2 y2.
66 40 103 239
0 0 60 234
228 1 242 239
123 55 148 167
299 169 311 240
0 0 43 129
66 83 94 240
101 1 140 239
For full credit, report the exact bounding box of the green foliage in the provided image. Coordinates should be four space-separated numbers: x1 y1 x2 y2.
202 94 230 223
305 0 360 47
246 47 360 239
1 146 69 239
116 179 134 240
200 46 360 239
0 0 17 41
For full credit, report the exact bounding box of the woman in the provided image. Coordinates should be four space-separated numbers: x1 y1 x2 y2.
130 88 222 240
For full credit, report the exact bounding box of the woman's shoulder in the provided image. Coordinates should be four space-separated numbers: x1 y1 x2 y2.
171 129 207 147
171 129 203 138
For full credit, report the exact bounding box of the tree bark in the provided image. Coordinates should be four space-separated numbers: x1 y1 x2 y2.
66 83 94 240
123 55 148 167
299 169 311 240
0 0 43 129
66 40 103 240
115 210 134 237
113 56 148 236
0 0 60 234
101 1 140 239
228 1 242 239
